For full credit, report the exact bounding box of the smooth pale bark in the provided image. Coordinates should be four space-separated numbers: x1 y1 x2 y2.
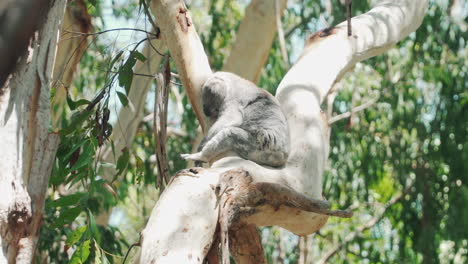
51 0 91 128
139 0 428 263
0 1 66 262
223 0 287 83
151 0 212 131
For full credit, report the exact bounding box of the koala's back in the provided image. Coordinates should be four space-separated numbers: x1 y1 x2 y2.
241 91 289 152
219 73 290 155
204 72 290 166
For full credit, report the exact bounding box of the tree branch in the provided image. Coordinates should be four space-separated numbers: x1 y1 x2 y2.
275 0 290 68
328 94 380 125
150 0 212 131
285 12 315 39
153 70 170 189
223 0 287 83
63 28 159 38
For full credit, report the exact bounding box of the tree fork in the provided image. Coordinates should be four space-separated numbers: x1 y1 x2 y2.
139 0 429 262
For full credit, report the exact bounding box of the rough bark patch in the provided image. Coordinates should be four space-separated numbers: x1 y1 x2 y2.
177 7 192 33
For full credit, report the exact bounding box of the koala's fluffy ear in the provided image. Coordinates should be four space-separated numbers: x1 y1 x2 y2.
202 75 227 118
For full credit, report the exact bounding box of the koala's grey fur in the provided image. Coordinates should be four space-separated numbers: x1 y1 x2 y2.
181 72 290 167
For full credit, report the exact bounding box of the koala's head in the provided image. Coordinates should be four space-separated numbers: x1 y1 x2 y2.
202 75 227 119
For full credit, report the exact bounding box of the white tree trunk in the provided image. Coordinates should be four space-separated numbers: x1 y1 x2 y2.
139 0 428 263
223 0 287 83
0 1 65 262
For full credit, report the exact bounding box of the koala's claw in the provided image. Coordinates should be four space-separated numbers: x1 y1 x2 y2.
181 153 208 163
180 153 193 160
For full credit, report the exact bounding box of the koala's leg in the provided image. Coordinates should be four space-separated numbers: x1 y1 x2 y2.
182 126 288 167
184 127 252 163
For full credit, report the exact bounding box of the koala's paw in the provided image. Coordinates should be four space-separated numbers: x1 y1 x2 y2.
181 152 208 163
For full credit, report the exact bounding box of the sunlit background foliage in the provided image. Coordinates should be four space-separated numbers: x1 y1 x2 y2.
39 0 467 263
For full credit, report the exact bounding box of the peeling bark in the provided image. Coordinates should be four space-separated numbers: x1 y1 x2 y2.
151 0 212 131
227 224 265 264
0 1 65 262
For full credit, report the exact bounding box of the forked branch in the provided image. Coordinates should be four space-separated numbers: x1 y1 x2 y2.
217 169 352 263
139 0 429 263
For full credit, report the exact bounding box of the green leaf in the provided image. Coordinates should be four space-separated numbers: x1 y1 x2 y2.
70 140 95 171
109 50 124 70
118 68 133 94
65 226 87 247
67 94 91 111
118 54 137 93
50 162 70 185
116 148 130 176
48 193 86 208
135 155 145 183
88 210 101 243
63 140 87 162
117 91 129 107
125 53 137 68
62 110 93 135
70 240 91 264
133 50 147 62
51 206 82 228
110 140 116 161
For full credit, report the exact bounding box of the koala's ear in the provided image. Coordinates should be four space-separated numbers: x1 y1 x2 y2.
202 76 226 118
203 75 227 95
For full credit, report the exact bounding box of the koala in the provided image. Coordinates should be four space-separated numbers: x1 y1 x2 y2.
181 72 290 167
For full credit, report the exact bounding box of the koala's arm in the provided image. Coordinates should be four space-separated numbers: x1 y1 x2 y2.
182 126 250 163
202 107 243 145
182 107 243 163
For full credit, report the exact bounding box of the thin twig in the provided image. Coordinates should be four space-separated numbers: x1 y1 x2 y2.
122 242 140 264
106 70 181 86
328 94 379 125
64 28 159 37
170 72 181 79
153 57 171 189
140 0 160 36
346 0 352 36
147 36 166 57
275 0 290 68
285 13 315 39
